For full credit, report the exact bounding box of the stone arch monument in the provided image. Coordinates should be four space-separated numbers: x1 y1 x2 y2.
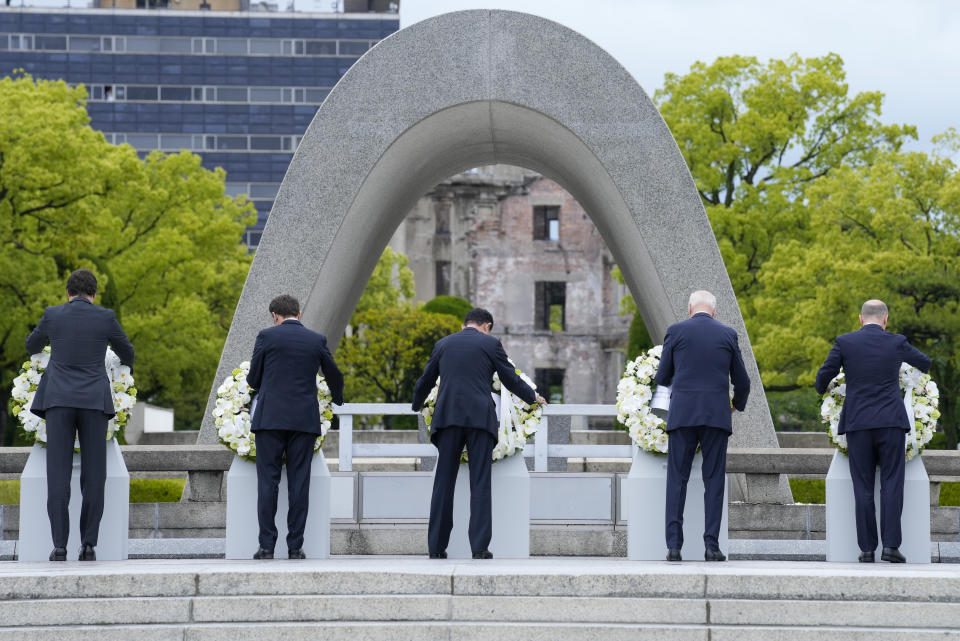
199 10 780 455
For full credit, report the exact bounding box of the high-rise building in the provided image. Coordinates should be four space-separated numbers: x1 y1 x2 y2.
0 6 400 246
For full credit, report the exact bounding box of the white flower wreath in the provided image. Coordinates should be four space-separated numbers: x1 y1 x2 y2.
213 361 333 461
420 361 543 463
616 345 669 454
9 346 136 444
820 364 940 461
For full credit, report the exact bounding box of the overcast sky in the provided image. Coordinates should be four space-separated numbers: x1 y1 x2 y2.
402 0 959 155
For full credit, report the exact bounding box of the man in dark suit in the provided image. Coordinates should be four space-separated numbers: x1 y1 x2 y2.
654 290 750 562
412 308 545 559
815 299 931 563
247 294 344 560
26 269 135 562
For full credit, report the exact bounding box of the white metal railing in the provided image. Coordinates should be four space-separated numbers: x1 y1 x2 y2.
331 403 629 472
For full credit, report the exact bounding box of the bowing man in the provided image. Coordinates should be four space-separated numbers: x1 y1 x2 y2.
815 299 930 563
26 269 134 562
654 290 750 562
247 294 344 560
412 308 545 560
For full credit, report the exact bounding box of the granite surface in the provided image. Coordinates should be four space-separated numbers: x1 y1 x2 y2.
200 10 779 456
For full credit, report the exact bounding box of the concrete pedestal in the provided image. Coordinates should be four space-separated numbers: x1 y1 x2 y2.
826 450 930 563
623 448 728 560
441 453 530 559
225 452 331 559
18 440 129 561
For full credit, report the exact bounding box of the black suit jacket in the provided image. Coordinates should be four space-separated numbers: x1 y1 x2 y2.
814 323 931 434
653 312 750 433
26 298 135 419
247 319 344 434
411 327 537 440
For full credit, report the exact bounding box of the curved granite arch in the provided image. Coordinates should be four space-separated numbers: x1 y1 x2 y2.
199 9 778 450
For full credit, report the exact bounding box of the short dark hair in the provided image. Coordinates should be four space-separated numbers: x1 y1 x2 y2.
464 307 494 328
269 294 300 318
66 269 97 297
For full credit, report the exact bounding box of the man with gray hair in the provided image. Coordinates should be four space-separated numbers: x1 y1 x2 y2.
654 290 750 562
815 299 930 562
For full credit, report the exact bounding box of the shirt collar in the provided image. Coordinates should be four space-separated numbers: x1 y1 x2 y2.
281 318 302 326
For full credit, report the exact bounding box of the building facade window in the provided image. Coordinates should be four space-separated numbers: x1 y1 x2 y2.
535 368 565 404
435 261 451 297
534 281 566 331
435 203 451 235
533 205 559 241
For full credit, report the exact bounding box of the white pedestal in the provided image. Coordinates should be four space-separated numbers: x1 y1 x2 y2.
623 448 728 560
225 451 331 559
18 440 129 561
440 452 530 559
826 450 930 563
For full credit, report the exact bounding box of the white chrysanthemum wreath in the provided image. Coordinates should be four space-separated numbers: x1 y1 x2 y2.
820 364 940 461
616 345 669 455
214 361 333 461
420 361 543 463
10 346 136 444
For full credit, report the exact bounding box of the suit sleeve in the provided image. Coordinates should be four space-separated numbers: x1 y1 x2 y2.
411 342 442 411
25 309 50 355
814 340 843 394
492 340 537 405
247 332 266 391
653 329 675 387
899 337 932 373
108 310 135 370
318 335 344 405
729 332 751 411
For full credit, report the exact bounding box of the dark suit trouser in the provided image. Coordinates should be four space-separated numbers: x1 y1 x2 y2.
428 426 496 555
45 407 108 548
254 429 316 551
845 427 906 552
665 426 729 550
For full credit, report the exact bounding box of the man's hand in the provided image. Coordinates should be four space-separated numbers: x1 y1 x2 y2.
536 394 548 405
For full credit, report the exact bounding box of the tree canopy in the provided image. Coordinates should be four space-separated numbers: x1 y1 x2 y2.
656 54 960 444
0 72 256 441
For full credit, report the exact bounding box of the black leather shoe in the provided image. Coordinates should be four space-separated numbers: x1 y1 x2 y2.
666 548 682 562
49 547 67 562
881 547 906 563
858 551 875 563
429 552 447 559
288 548 306 560
78 544 96 561
704 548 726 562
253 547 274 560
472 550 493 559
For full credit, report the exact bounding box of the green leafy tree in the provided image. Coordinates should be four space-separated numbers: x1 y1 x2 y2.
653 53 933 432
610 266 652 362
349 246 415 323
655 53 914 301
422 295 472 321
338 307 461 428
0 73 256 442
753 141 960 443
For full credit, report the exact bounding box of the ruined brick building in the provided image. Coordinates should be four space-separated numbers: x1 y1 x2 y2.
389 165 631 405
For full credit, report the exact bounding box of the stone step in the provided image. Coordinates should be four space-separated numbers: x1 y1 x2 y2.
3 622 959 641
1 558 958 637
